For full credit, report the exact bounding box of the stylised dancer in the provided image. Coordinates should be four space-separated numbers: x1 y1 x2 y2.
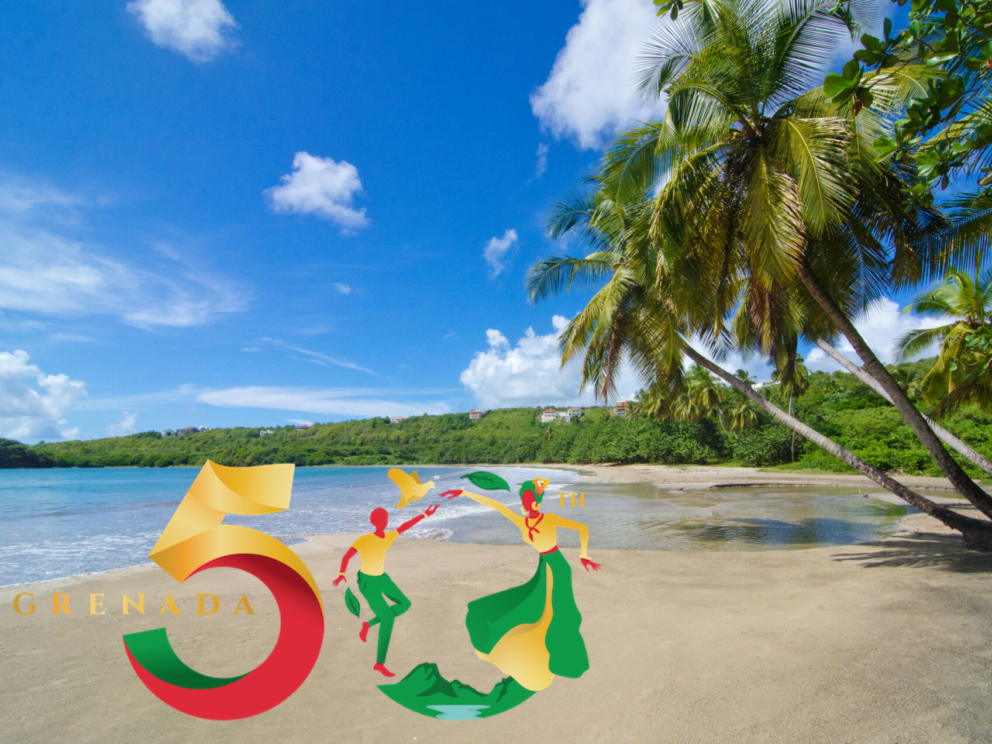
333 503 439 677
441 479 601 692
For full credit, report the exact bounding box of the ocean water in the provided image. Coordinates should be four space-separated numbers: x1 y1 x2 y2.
0 467 911 586
0 466 573 586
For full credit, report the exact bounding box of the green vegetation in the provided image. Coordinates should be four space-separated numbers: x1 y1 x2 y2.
11 358 989 475
526 0 992 547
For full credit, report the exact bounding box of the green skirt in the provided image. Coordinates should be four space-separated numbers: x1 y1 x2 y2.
465 549 589 682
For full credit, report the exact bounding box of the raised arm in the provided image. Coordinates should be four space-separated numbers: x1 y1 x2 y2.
397 503 439 534
440 489 522 525
333 546 357 586
551 515 601 571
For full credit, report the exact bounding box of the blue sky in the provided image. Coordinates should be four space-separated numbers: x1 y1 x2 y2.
0 0 937 442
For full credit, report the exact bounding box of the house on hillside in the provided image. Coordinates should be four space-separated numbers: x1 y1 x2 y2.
295 424 311 430
469 409 485 420
615 401 628 417
177 427 199 435
259 429 274 437
389 416 406 425
567 406 583 418
540 408 558 423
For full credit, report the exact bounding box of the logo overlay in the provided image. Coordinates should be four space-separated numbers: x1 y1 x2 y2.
122 461 324 721
337 470 600 720
124 464 597 721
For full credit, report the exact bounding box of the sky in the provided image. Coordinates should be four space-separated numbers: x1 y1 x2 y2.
0 0 944 443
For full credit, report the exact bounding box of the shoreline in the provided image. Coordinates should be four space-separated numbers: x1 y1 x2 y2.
3 464 973 591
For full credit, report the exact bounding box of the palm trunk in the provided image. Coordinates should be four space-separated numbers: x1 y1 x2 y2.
789 396 795 462
798 262 992 520
683 346 992 549
814 338 992 478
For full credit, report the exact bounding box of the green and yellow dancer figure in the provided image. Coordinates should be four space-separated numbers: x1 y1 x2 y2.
440 478 601 692
333 503 439 677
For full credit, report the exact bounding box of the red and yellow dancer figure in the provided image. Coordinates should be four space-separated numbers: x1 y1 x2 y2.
441 478 601 692
333 503 439 677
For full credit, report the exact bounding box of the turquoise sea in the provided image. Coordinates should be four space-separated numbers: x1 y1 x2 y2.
0 467 911 586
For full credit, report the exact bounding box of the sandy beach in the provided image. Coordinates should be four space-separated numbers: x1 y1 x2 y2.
3 465 991 743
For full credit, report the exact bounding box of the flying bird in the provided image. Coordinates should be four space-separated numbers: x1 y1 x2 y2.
388 468 436 509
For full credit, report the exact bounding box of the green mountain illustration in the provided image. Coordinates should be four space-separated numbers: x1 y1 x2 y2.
377 662 535 720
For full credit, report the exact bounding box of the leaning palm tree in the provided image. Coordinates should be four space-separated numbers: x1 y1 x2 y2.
607 0 992 518
528 182 992 548
897 266 992 416
813 337 992 476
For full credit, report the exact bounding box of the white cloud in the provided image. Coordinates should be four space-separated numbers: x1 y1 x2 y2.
531 0 666 150
536 143 549 178
805 298 946 372
106 411 139 437
128 0 237 63
0 350 86 441
241 346 261 352
484 229 518 279
198 387 451 418
266 153 369 231
460 316 641 408
287 418 314 426
333 283 353 295
0 178 245 328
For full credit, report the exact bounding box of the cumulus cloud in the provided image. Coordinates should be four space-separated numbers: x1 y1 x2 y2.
0 178 245 328
128 0 237 63
460 316 641 408
805 298 946 371
531 0 666 149
266 153 369 231
333 283 353 295
535 143 549 178
483 229 519 279
0 350 86 441
198 386 451 418
106 411 139 437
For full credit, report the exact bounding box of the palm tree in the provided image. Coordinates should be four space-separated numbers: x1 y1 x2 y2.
735 370 756 386
528 182 992 548
632 383 675 418
607 0 992 519
896 267 992 416
729 401 759 433
772 351 809 461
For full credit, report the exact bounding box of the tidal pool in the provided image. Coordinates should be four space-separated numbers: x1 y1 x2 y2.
445 484 916 551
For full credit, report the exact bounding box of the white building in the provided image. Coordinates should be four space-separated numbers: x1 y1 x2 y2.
389 416 406 425
259 429 274 437
567 406 583 418
540 408 558 423
469 409 485 420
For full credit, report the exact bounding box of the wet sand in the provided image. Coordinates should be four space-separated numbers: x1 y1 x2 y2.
2 465 991 743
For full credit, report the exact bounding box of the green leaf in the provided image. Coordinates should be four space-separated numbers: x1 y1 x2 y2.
861 34 882 52
461 471 511 491
842 60 861 80
824 73 853 98
344 587 360 617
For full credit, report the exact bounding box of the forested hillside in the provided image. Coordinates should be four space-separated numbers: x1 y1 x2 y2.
7 359 991 477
